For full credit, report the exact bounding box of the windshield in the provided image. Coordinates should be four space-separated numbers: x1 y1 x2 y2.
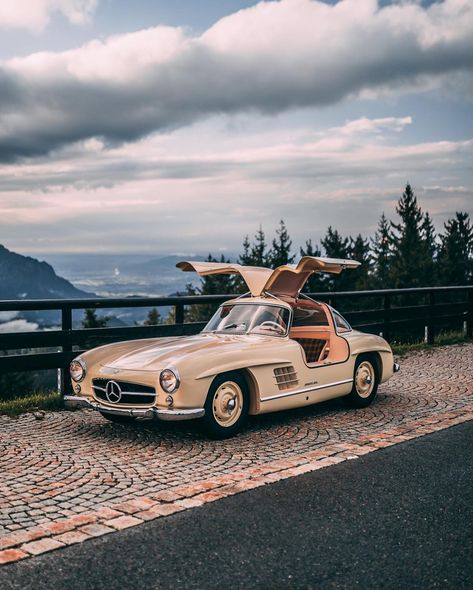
203 304 290 337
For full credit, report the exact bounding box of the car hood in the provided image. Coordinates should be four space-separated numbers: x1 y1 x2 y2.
100 333 278 372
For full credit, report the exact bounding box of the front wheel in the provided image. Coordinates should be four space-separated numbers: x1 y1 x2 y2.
345 356 379 408
202 372 249 439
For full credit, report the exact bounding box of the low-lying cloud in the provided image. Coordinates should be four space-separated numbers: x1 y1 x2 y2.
0 0 472 160
1 112 471 255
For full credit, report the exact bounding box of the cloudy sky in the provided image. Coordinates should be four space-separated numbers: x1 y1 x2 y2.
0 0 472 257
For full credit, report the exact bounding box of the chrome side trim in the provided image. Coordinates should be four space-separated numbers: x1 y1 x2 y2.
63 395 204 421
261 378 353 402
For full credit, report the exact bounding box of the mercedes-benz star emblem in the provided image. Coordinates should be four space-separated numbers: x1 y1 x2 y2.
105 380 122 403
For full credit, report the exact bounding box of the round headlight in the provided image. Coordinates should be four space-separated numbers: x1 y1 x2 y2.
159 369 180 393
70 359 86 382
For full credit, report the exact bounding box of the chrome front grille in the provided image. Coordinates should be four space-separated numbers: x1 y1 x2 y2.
274 366 299 390
92 379 156 406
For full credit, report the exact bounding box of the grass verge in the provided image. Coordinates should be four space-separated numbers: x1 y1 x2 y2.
392 331 472 357
0 391 64 417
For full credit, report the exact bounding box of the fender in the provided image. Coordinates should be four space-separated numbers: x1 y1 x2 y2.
195 357 295 381
346 331 392 356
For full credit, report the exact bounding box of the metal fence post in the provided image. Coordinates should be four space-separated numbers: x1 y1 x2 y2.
383 294 391 341
60 306 73 395
467 289 473 338
175 302 184 331
427 291 435 345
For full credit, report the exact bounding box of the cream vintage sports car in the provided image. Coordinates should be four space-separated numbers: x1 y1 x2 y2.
65 257 399 439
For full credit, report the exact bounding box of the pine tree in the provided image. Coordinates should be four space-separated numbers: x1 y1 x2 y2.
321 226 350 259
82 309 109 328
349 234 371 290
185 254 236 322
250 226 269 267
144 308 162 326
438 212 473 285
421 211 438 285
390 184 434 288
239 235 252 266
267 220 295 268
236 234 254 293
234 226 271 293
321 226 351 291
371 213 393 289
300 239 325 293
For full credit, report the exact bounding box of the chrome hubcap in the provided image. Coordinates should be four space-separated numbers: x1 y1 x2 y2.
212 381 243 427
355 361 375 398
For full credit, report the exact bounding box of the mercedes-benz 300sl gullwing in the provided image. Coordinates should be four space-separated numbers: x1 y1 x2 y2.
65 257 399 439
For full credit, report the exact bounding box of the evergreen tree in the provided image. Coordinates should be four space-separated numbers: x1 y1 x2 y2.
321 226 351 291
235 226 271 293
239 235 252 266
144 308 162 325
250 226 269 267
300 239 325 293
390 184 435 288
438 212 473 285
349 234 371 290
186 254 235 322
321 226 350 259
267 220 295 268
236 234 255 293
371 213 393 289
421 211 438 285
82 309 109 328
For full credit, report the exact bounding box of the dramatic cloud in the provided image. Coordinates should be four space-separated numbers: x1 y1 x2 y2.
0 0 472 160
0 113 471 254
2 114 470 194
0 0 97 32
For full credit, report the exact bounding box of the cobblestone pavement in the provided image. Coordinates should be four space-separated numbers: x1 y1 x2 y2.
1 344 472 565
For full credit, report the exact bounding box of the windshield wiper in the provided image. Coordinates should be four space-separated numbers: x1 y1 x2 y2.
222 323 246 330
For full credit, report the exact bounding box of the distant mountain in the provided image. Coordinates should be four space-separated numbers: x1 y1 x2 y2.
0 244 91 299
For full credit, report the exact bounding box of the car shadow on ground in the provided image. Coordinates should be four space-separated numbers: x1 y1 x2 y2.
79 393 376 445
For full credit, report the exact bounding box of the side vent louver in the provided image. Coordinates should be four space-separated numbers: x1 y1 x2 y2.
274 366 299 391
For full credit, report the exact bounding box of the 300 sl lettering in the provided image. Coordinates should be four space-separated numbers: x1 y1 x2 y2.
65 257 399 439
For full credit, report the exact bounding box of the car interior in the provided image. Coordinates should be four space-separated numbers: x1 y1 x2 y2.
285 297 350 366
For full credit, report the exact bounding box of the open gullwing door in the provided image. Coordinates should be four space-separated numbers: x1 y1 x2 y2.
176 261 273 297
262 256 361 296
177 256 360 298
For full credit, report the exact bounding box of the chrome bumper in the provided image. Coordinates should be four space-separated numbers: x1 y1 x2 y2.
393 362 400 373
63 396 205 421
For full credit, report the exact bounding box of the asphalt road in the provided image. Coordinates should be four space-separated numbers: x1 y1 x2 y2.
1 421 472 590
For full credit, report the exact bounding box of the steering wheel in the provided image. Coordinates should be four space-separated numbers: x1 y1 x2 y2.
259 320 285 334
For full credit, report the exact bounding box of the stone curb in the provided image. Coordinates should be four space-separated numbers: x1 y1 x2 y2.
1 406 472 566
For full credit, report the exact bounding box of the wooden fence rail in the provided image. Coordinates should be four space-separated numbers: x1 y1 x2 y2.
0 286 471 395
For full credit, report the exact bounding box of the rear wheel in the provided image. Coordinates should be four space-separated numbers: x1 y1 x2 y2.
345 356 379 408
202 372 249 439
100 412 136 424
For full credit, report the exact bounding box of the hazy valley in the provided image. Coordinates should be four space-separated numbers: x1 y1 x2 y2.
0 247 220 331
